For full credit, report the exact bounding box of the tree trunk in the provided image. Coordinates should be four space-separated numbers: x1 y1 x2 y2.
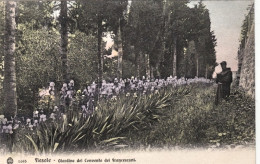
161 0 167 66
172 38 177 77
196 53 199 77
205 64 208 79
117 20 123 79
145 53 150 79
60 0 68 82
97 18 103 86
155 61 160 79
3 1 17 121
134 47 140 78
150 66 154 79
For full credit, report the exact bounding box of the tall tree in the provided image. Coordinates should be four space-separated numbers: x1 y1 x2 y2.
192 1 216 78
60 0 69 82
15 1 59 110
0 2 5 93
126 0 163 78
116 21 123 79
167 0 189 77
104 1 128 79
3 1 17 120
16 1 55 30
70 0 127 83
70 0 106 85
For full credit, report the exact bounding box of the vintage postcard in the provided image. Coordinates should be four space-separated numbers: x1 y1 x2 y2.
0 0 256 164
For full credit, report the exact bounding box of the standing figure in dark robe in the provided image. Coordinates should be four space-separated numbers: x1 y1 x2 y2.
215 61 233 105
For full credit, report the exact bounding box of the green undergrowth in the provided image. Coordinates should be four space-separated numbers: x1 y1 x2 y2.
10 83 255 154
129 84 255 149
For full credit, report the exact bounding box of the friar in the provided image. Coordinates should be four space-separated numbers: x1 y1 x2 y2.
215 61 233 105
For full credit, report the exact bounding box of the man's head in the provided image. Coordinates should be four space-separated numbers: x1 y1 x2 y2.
220 61 227 70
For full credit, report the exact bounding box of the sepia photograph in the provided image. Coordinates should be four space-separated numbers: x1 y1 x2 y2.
0 0 256 163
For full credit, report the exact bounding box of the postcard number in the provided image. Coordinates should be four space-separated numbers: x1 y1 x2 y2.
18 159 27 163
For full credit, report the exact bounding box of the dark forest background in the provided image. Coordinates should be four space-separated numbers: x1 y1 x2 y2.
0 0 217 116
